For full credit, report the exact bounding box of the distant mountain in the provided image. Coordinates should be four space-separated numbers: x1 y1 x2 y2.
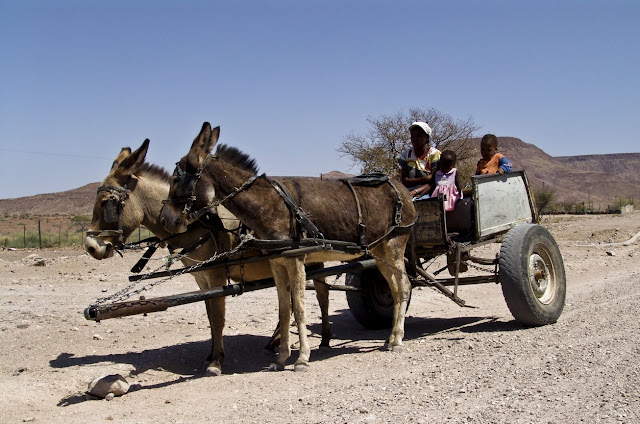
496 138 640 205
0 138 638 216
0 182 100 216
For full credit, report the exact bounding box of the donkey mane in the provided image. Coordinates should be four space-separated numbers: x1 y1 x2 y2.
137 162 171 183
216 144 259 175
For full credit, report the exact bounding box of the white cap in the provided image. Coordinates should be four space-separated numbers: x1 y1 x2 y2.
409 121 432 137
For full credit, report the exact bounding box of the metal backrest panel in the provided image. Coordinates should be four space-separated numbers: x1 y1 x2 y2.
413 197 447 248
472 170 536 239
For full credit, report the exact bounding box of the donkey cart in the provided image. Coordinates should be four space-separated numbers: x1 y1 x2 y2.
84 169 566 330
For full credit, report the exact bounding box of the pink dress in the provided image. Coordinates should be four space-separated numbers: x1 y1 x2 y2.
431 168 461 212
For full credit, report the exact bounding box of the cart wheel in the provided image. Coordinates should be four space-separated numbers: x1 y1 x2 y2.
346 269 411 329
499 224 566 326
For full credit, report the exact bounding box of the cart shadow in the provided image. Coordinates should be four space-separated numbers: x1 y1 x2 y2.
308 307 522 349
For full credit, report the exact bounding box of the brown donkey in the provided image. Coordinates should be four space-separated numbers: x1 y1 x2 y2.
160 122 416 372
84 139 331 376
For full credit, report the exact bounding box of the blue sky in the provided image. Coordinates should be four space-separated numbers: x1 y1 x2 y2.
1 0 638 199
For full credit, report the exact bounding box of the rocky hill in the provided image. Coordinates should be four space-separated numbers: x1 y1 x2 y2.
0 182 100 216
496 138 640 206
0 138 638 216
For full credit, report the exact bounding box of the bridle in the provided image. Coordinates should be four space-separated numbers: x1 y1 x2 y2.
162 154 264 228
161 154 216 226
162 154 323 239
86 180 131 248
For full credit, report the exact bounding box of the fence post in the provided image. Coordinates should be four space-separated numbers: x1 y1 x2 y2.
38 220 42 249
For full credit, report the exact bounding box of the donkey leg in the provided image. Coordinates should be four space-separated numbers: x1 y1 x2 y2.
305 263 330 349
263 321 281 353
204 296 225 376
371 236 411 352
194 272 226 376
266 272 330 352
268 260 292 371
287 257 310 372
313 277 331 349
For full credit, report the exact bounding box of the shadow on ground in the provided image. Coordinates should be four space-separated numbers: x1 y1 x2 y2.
53 307 524 405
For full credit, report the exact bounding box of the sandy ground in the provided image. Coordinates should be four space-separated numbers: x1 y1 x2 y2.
1 212 639 424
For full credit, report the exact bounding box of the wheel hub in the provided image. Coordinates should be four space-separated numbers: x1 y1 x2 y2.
528 253 554 303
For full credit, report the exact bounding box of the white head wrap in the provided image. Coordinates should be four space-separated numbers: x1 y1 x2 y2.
409 121 432 137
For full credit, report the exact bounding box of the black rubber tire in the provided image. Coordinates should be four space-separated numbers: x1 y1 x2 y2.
346 268 411 329
499 224 566 326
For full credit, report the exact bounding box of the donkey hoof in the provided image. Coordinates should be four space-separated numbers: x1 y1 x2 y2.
268 362 285 372
205 365 222 377
390 344 406 353
294 362 310 372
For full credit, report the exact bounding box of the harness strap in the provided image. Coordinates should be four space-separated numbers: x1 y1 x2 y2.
172 231 213 258
128 233 183 273
343 180 366 246
182 174 262 227
129 230 213 273
269 179 322 239
124 235 161 248
388 180 404 226
130 245 159 273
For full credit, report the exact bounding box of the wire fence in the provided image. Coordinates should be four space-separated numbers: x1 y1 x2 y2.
0 218 153 249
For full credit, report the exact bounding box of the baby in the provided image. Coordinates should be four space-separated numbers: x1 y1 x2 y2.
476 134 512 175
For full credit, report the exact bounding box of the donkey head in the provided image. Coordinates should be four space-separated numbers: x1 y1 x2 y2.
160 122 220 234
84 139 150 259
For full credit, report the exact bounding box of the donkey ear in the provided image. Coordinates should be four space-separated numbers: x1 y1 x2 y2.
115 139 150 177
209 126 220 153
110 147 132 172
191 122 220 155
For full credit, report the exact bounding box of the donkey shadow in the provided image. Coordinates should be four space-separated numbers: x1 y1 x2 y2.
53 333 283 406
51 332 280 377
53 308 522 405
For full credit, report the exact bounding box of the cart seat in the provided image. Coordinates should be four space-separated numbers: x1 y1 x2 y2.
446 198 474 238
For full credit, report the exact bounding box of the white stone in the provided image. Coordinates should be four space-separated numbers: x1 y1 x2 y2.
87 374 130 398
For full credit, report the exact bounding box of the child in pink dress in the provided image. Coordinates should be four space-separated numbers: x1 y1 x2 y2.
431 150 463 211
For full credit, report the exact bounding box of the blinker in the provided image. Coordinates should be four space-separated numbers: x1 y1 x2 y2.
174 172 196 200
104 199 120 223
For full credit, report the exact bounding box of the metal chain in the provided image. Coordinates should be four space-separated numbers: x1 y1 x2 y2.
91 234 255 306
466 261 497 274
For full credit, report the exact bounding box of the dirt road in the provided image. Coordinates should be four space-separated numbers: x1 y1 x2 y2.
1 212 638 423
